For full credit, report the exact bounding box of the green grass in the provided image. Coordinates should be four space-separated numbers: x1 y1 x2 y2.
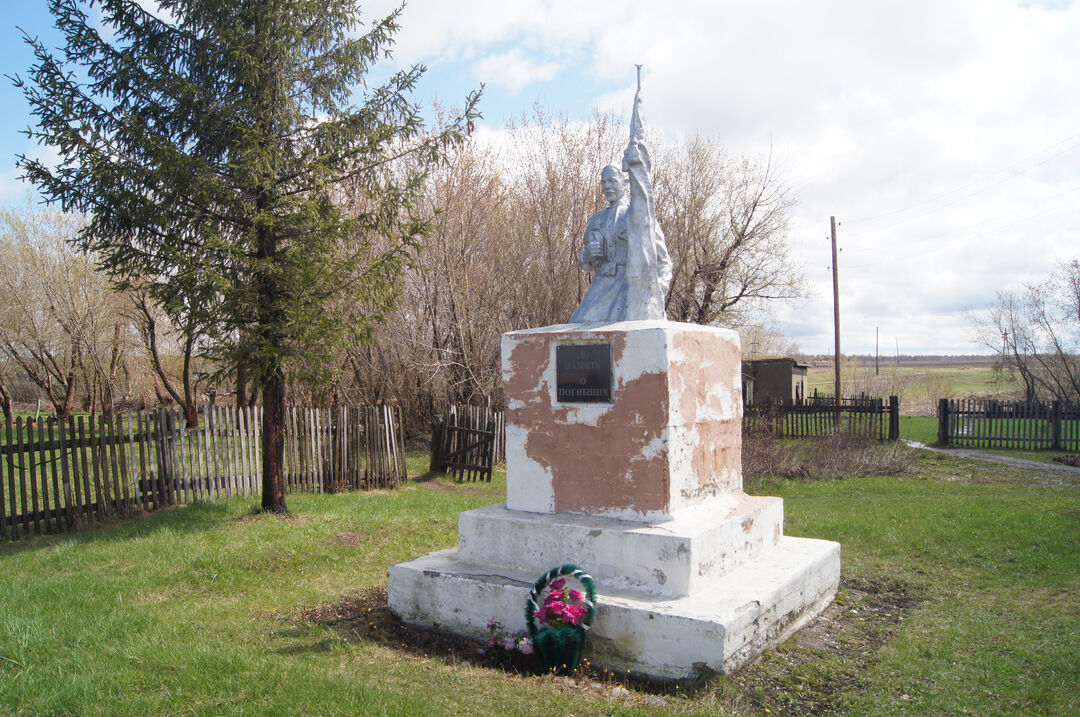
807 361 1002 398
897 415 939 445
771 462 1079 714
1 452 1077 715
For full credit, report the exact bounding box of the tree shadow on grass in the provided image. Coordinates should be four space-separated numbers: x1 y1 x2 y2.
0 499 252 556
409 468 445 484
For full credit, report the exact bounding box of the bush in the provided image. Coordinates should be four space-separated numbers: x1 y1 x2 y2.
742 431 913 482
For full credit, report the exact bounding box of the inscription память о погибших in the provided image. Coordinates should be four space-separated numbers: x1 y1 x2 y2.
556 344 612 403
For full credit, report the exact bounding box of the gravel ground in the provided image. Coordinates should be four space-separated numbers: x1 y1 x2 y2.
902 440 1080 489
904 441 1080 475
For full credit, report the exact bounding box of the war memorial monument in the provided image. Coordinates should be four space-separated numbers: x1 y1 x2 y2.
388 72 840 678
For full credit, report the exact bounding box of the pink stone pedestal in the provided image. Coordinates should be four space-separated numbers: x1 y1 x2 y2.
388 321 840 678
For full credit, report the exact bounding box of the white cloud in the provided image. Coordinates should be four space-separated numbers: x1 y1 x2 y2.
370 0 1080 354
8 0 1077 355
473 49 564 92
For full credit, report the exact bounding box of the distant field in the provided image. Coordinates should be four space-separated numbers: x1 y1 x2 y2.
805 356 1006 416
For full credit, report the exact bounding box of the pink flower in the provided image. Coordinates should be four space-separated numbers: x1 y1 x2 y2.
543 592 563 607
534 606 551 623
549 578 566 590
564 604 587 625
545 599 566 615
566 588 584 602
518 640 534 655
503 638 516 650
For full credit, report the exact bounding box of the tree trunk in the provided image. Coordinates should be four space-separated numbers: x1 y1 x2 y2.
0 378 11 424
237 360 249 409
184 402 199 430
181 331 198 428
261 364 287 514
136 296 199 427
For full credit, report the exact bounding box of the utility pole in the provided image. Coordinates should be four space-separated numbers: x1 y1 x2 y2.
831 216 841 410
876 326 880 376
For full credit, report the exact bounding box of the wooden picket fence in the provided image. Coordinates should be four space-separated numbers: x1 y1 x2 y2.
0 404 406 542
744 396 900 441
937 398 1080 450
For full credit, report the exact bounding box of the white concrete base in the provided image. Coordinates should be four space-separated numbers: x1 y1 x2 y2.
457 496 784 598
388 532 840 679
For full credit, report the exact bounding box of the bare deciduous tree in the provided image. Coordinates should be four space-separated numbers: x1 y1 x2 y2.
971 258 1080 402
0 354 15 423
127 292 205 426
0 203 133 419
739 322 802 359
324 118 803 429
655 136 804 327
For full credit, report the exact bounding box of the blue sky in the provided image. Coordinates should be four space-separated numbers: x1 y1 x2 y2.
1 5 61 199
3 1 1079 356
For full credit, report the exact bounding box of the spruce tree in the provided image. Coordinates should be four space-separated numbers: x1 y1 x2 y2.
16 0 479 513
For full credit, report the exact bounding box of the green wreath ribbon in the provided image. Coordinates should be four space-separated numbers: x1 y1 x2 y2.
524 563 597 638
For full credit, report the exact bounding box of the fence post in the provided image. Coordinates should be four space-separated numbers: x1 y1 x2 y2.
1052 400 1062 451
937 398 950 446
156 408 174 504
888 396 900 441
429 415 444 473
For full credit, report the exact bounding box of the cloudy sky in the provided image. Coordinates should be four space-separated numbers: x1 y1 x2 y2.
3 1 1078 356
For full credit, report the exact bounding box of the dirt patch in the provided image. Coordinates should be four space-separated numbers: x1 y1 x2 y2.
328 532 365 547
301 577 918 712
301 587 538 673
721 577 919 715
234 511 316 525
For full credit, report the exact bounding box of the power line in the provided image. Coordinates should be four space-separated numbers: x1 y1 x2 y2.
832 189 1080 274
846 130 1080 227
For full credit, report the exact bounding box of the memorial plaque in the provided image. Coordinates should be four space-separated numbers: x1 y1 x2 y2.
556 343 612 402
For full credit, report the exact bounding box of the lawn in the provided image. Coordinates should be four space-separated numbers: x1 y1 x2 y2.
1 451 1077 715
898 415 938 444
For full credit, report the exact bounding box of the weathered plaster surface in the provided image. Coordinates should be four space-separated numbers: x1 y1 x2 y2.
503 321 743 521
457 495 783 598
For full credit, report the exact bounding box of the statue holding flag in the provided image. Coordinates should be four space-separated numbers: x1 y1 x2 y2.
570 67 671 323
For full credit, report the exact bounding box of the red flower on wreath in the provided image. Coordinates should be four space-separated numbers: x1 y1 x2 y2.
535 580 589 627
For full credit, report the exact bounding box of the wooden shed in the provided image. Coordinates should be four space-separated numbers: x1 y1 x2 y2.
742 358 809 406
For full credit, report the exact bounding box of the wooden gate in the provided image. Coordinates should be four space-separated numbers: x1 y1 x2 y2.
430 412 494 482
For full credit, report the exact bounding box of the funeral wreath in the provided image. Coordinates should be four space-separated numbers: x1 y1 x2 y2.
525 564 597 674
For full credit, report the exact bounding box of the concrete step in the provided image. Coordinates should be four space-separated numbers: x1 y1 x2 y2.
388 534 840 678
458 495 784 598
